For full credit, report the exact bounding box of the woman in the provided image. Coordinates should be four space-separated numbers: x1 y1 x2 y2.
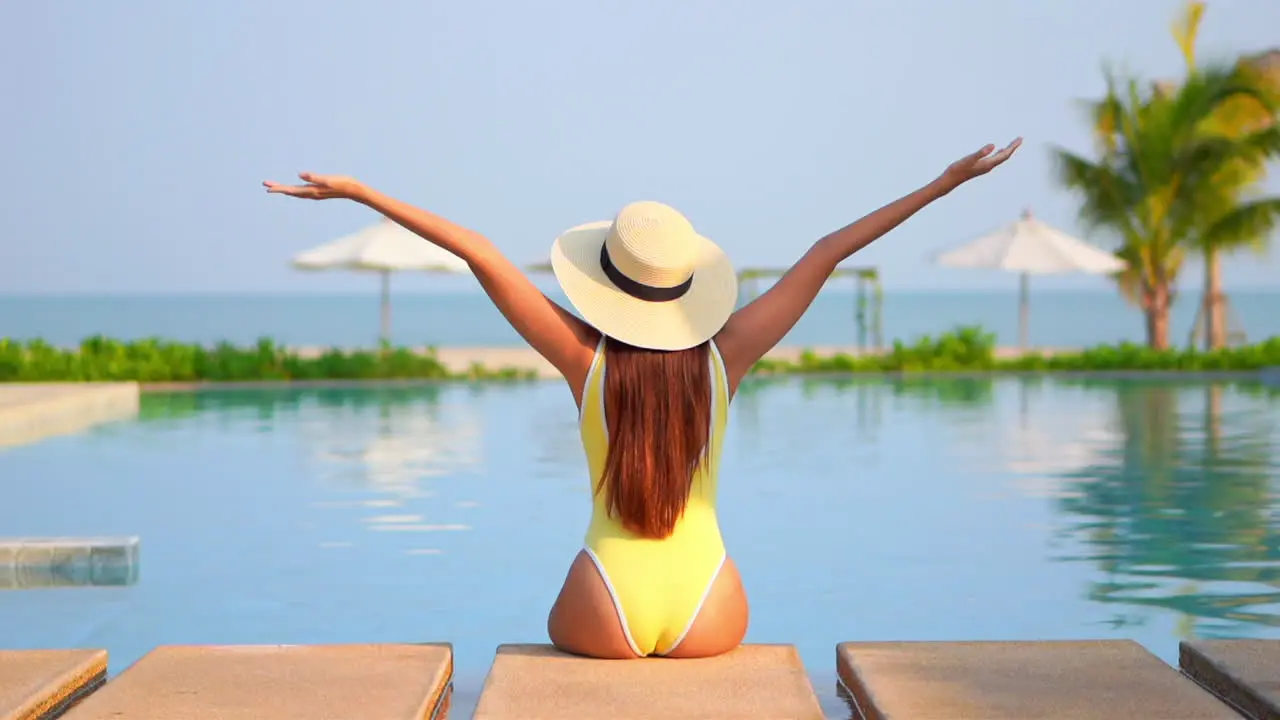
264 137 1021 659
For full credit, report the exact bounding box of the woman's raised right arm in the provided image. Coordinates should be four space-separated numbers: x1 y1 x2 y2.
264 173 598 397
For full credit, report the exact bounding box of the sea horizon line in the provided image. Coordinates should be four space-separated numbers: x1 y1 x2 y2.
5 287 1280 300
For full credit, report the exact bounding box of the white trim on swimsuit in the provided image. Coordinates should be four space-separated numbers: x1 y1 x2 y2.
577 337 729 656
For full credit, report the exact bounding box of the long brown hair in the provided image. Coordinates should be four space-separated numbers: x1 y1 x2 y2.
598 336 712 539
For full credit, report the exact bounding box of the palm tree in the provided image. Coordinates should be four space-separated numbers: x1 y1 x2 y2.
1165 3 1280 349
1054 64 1278 349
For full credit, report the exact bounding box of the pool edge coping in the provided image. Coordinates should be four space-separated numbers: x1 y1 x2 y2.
133 368 1280 393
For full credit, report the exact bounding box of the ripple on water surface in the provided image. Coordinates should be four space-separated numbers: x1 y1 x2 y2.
1 377 1278 718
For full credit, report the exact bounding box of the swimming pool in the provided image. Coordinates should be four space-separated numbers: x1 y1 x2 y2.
2 377 1279 718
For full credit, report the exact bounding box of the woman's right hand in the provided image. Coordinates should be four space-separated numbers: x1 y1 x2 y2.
262 172 366 201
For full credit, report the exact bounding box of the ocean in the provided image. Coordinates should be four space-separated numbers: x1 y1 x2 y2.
3 290 1278 349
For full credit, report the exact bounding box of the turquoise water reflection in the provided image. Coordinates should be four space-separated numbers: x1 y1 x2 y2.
0 378 1277 718
1052 381 1280 636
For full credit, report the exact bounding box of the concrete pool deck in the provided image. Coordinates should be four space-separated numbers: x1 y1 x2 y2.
292 345 1081 380
2 640 1275 718
1180 639 1280 719
0 649 107 720
57 644 453 720
473 644 823 719
836 639 1248 719
0 383 139 449
287 345 887 381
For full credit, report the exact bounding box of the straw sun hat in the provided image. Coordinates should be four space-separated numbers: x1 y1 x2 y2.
550 201 739 351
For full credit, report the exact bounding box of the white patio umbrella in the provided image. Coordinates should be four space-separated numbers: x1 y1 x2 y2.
293 218 470 345
932 209 1126 349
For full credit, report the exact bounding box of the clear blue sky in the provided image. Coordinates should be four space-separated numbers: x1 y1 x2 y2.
2 0 1277 295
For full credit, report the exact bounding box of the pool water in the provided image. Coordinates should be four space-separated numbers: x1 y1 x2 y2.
2 377 1279 718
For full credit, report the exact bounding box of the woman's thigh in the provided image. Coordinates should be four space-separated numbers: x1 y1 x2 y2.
547 550 639 659
661 557 749 659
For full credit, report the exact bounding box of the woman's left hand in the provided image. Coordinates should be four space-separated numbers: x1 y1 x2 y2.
938 138 1023 190
262 173 366 201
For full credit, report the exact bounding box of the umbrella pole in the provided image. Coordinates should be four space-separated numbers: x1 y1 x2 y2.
379 270 391 348
1018 271 1029 351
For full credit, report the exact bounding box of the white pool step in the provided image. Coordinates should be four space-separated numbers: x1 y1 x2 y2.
0 537 139 589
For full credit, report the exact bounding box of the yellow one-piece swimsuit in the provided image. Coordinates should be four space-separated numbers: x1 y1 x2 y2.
577 336 731 656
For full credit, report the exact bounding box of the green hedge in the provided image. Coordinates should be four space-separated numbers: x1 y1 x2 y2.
0 336 537 382
2 327 1278 383
751 326 1280 374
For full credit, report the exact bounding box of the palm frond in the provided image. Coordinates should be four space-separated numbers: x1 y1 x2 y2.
1171 1 1205 70
1051 148 1143 245
1088 76 1127 153
1239 124 1280 158
1199 197 1280 253
1182 62 1280 137
1053 56 1276 310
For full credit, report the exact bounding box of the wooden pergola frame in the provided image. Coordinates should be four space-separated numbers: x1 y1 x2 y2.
736 266 883 351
